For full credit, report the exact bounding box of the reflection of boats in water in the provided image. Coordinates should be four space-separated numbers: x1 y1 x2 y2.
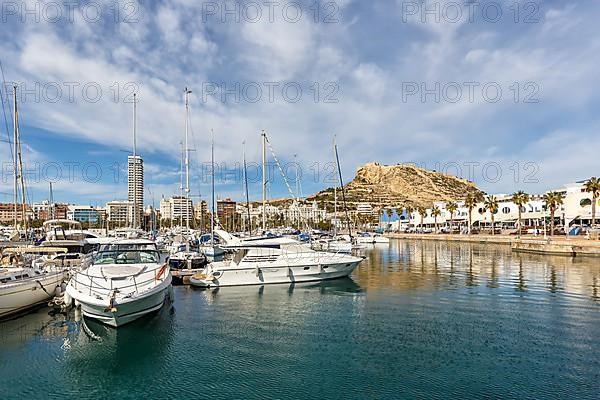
0 307 72 347
199 276 362 298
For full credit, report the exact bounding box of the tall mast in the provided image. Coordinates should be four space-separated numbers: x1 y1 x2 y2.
132 92 137 229
12 86 18 232
333 136 337 237
243 141 251 237
211 129 215 245
294 153 299 229
184 88 191 236
261 130 266 231
179 142 183 228
334 141 352 239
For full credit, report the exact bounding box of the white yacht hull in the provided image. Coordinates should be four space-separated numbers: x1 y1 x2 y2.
68 276 171 327
0 271 64 319
190 260 360 288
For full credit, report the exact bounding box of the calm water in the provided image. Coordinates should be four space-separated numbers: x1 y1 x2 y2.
2 240 600 399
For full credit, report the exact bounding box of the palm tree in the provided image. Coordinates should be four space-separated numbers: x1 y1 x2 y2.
511 190 530 238
484 195 499 235
431 206 441 233
464 193 482 235
405 205 414 229
584 177 600 227
543 191 564 236
445 201 458 233
385 208 393 231
417 206 427 231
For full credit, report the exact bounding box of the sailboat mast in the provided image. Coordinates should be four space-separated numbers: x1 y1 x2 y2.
334 141 352 238
132 92 137 229
243 141 251 237
12 85 18 232
261 130 266 231
184 88 192 236
333 136 338 237
179 142 183 228
210 129 215 245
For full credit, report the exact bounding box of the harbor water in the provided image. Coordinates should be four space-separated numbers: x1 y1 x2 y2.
1 239 600 399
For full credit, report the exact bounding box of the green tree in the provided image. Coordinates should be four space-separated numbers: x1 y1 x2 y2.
431 206 441 233
445 201 458 233
511 190 530 238
543 191 564 236
584 177 600 227
484 195 499 235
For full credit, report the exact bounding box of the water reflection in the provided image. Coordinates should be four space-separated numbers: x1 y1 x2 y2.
358 239 600 302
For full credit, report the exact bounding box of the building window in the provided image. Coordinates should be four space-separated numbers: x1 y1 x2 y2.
580 198 592 207
502 207 510 214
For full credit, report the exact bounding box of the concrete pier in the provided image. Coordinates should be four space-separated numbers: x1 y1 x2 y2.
385 233 600 257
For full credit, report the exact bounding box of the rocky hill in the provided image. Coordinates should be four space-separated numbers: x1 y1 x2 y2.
308 162 483 210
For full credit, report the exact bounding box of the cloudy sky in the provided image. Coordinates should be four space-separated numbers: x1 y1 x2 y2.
0 0 598 206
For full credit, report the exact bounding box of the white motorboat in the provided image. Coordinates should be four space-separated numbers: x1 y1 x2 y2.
0 247 68 319
66 239 172 327
355 232 390 245
189 236 364 288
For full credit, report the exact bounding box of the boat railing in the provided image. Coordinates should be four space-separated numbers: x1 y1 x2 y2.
71 264 168 297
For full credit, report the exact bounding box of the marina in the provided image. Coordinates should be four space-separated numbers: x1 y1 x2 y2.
1 1 599 397
1 240 599 399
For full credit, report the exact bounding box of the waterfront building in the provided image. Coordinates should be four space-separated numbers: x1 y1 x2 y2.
106 200 131 226
392 180 597 233
284 200 326 225
217 198 237 230
0 203 34 224
127 155 144 228
67 205 99 224
160 196 193 223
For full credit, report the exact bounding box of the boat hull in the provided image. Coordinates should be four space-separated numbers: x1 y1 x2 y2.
0 271 64 319
67 275 172 327
76 282 171 327
190 260 361 288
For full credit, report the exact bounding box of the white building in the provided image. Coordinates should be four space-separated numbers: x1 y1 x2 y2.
127 155 144 228
160 196 193 223
392 180 596 233
284 201 326 223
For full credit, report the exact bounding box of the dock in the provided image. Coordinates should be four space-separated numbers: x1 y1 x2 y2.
385 233 600 257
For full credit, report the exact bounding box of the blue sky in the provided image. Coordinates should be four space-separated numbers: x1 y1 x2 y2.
0 0 598 206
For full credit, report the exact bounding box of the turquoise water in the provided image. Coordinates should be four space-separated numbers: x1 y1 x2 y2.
2 240 600 399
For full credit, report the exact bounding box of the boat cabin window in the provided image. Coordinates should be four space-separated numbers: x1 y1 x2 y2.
94 249 160 265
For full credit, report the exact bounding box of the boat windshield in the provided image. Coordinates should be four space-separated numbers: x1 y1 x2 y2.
93 250 160 265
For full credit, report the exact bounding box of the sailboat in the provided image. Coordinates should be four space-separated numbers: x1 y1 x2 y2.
0 85 66 319
198 129 224 259
169 88 207 283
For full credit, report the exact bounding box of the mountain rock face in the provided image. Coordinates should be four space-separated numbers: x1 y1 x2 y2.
308 162 483 209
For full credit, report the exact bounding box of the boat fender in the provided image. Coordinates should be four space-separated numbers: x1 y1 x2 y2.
255 267 261 277
63 290 73 307
54 285 62 297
